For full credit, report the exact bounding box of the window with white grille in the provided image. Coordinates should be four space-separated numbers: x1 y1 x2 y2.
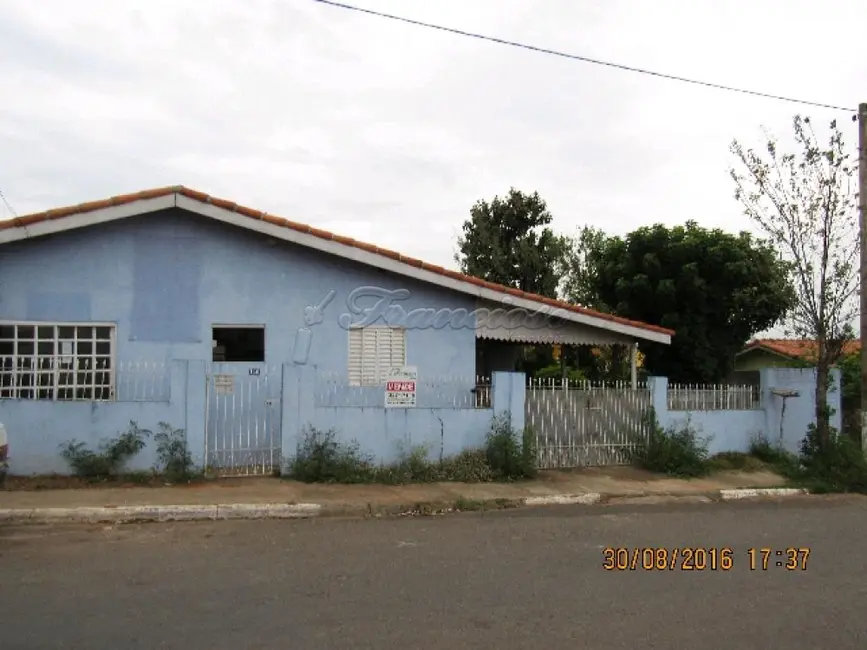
348 327 406 386
0 322 116 400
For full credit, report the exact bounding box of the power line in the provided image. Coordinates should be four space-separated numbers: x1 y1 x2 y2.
0 189 17 218
313 0 857 113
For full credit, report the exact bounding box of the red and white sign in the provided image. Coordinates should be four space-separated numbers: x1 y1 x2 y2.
385 366 418 408
386 381 416 392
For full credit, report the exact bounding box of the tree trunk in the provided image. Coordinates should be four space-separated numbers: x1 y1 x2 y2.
814 359 831 446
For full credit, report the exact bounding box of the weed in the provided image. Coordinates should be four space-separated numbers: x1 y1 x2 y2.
439 449 495 483
453 496 486 511
153 422 200 483
286 422 523 485
630 414 709 478
59 421 150 480
484 414 537 480
285 427 375 483
793 425 867 493
747 434 800 477
121 470 157 484
707 451 765 472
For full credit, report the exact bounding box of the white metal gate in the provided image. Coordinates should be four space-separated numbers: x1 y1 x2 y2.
526 379 652 468
204 363 282 476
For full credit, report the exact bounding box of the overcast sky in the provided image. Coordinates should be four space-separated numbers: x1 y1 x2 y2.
1 0 863 272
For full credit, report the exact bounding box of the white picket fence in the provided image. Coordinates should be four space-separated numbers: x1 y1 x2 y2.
667 383 761 411
0 356 170 402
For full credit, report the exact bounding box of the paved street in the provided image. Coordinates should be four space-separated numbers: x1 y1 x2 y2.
2 496 866 650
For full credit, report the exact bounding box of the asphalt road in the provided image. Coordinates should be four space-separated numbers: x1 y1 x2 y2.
2 496 866 650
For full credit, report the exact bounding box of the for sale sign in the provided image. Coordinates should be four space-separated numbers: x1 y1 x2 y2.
385 366 418 408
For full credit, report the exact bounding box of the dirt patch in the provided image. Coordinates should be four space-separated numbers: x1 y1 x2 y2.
2 474 213 492
536 466 666 484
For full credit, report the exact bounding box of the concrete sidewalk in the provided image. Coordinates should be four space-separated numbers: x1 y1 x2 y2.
0 467 796 523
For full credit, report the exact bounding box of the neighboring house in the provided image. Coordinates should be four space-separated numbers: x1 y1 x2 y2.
734 339 861 371
0 186 673 475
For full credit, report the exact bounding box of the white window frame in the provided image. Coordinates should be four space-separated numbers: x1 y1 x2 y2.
348 326 407 386
0 321 117 401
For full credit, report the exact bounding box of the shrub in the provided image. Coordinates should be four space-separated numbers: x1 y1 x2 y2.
795 425 867 493
439 449 495 483
286 421 537 485
630 415 709 478
285 427 375 483
373 443 439 484
153 422 199 483
535 365 587 383
484 414 537 480
59 421 150 479
747 434 800 477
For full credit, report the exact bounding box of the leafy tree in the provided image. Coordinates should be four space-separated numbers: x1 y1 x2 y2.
837 352 860 442
562 222 793 383
558 226 609 308
455 188 566 298
730 116 858 447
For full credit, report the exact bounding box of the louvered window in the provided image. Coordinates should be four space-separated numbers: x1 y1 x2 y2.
348 327 407 386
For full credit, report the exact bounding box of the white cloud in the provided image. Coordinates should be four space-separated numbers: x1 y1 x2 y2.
0 0 863 271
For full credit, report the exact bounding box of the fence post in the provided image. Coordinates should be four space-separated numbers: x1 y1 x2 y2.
491 371 526 433
181 360 207 468
281 364 315 466
647 376 668 428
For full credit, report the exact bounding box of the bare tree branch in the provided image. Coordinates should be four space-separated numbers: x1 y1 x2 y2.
729 115 858 444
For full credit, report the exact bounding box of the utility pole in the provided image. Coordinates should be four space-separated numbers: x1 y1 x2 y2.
859 102 867 450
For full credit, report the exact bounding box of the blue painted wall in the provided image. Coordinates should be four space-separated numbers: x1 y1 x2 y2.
650 368 842 455
0 359 206 475
282 366 523 465
0 360 519 475
0 208 478 376
0 209 486 474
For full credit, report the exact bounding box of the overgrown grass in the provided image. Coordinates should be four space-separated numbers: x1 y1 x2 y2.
747 435 799 476
284 417 536 485
736 429 867 494
706 451 767 473
629 415 710 478
791 425 867 493
453 496 486 511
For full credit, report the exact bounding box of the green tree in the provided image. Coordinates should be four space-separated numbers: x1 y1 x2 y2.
730 116 858 447
562 222 793 383
455 188 566 298
559 226 609 309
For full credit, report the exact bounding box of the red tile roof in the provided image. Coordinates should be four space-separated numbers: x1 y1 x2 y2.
741 338 861 360
0 185 675 337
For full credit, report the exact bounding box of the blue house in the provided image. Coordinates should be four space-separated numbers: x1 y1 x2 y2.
0 186 673 476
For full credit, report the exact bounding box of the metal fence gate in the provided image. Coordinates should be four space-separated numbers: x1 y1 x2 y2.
525 380 652 468
204 364 282 476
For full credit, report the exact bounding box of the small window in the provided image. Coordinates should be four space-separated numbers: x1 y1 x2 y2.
212 326 265 362
348 327 406 386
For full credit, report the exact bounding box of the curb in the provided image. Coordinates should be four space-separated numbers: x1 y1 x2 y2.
523 493 603 506
718 488 809 501
0 488 812 524
0 503 322 524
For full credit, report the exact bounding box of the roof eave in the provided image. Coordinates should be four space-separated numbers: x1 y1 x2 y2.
0 191 673 346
